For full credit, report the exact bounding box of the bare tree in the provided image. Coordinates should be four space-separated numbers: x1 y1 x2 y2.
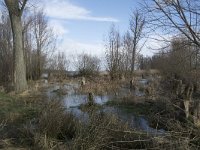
105 23 146 78
4 0 28 93
76 53 101 76
46 52 69 81
121 31 132 73
145 0 200 48
130 10 145 73
0 13 13 84
32 10 55 79
57 52 69 81
21 10 34 80
143 36 199 78
105 25 122 79
20 9 56 81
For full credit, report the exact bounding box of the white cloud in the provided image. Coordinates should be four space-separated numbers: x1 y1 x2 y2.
59 38 105 56
0 10 2 23
49 20 69 36
43 0 119 22
57 38 106 70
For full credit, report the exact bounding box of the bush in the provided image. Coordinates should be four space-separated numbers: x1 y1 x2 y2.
76 53 101 77
38 98 77 140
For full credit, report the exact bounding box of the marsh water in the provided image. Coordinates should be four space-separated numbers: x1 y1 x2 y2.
46 80 164 134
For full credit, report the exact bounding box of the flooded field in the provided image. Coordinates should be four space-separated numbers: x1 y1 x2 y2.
46 80 164 134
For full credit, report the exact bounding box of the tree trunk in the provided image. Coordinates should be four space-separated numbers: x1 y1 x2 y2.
10 14 27 93
37 45 41 80
131 46 136 73
184 100 190 119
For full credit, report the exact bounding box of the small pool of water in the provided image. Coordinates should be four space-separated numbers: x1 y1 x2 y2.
46 82 164 134
138 79 148 85
64 94 110 108
103 107 164 134
47 83 111 108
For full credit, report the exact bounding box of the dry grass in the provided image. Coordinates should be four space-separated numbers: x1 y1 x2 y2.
0 91 76 149
71 109 198 150
78 77 123 95
72 112 150 149
38 98 77 140
17 97 78 149
1 76 200 149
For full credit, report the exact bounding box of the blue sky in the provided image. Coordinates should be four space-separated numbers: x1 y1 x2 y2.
0 0 158 58
40 0 139 55
40 0 155 57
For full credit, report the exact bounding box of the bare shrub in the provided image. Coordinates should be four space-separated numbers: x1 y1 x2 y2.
72 110 196 149
75 53 101 77
38 98 77 140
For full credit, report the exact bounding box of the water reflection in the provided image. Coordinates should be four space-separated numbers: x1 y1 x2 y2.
46 81 164 134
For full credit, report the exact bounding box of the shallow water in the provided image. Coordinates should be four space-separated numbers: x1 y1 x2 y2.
103 106 164 133
138 79 148 85
46 81 164 134
47 83 111 108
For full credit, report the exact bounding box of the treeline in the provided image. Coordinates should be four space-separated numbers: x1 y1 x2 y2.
139 38 199 72
105 10 145 79
0 9 56 85
1 0 200 93
138 37 200 83
104 0 200 82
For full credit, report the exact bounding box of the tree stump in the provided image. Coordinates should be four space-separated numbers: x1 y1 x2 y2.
120 74 125 81
0 86 5 93
88 92 94 106
130 79 135 90
182 83 193 119
193 101 200 126
81 77 86 86
35 83 39 91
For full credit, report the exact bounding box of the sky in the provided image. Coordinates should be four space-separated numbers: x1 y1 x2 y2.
38 0 156 58
0 0 163 59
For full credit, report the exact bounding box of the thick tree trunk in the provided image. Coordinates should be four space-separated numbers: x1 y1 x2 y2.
10 14 27 93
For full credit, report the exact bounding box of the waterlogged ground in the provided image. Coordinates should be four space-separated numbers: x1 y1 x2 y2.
46 80 164 134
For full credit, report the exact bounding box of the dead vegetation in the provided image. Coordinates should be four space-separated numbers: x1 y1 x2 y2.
1 82 200 150
78 76 123 95
1 57 200 149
